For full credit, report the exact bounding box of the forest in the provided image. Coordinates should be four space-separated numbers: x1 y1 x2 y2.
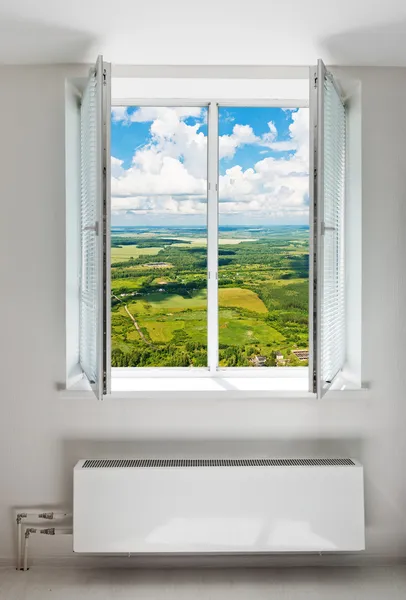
110 225 309 368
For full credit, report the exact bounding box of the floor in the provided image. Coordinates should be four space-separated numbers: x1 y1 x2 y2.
0 566 406 599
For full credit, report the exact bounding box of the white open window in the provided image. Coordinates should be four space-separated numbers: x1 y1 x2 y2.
310 60 347 396
66 59 360 399
77 56 111 400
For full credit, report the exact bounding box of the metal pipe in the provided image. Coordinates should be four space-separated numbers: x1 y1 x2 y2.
17 511 71 520
16 510 71 569
23 528 37 572
22 527 73 572
16 518 22 570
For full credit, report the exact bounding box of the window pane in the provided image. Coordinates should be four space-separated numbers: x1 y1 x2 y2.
218 107 309 367
110 106 208 367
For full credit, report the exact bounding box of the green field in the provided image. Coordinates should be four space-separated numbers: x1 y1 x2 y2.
111 245 162 264
110 226 309 368
219 311 284 344
117 290 207 315
111 276 156 293
218 287 268 314
144 319 207 344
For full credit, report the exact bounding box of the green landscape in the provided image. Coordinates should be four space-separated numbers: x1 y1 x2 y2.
111 225 309 368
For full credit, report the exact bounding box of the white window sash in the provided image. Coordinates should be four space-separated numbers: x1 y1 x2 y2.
79 55 111 400
311 59 346 398
108 98 310 387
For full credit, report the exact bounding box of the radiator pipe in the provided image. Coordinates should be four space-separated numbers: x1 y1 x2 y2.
16 517 22 571
17 511 71 520
16 511 72 570
22 527 73 571
23 528 37 572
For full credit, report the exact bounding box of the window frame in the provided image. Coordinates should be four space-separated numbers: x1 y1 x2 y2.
109 97 311 383
65 64 365 399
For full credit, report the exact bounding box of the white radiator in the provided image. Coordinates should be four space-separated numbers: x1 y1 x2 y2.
73 458 365 553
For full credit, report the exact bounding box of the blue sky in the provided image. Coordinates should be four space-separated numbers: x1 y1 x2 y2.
110 106 309 226
218 107 296 173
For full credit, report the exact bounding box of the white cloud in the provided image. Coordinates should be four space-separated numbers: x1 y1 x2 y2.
217 109 309 219
219 154 308 219
112 154 207 198
111 107 129 122
111 156 125 178
219 124 259 159
260 109 309 161
111 107 309 224
289 107 310 161
112 194 206 216
262 121 277 143
111 107 208 199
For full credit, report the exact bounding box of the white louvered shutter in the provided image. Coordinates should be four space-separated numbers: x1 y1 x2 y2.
311 60 346 397
79 56 111 399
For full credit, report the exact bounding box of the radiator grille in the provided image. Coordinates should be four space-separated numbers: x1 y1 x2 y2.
82 458 355 469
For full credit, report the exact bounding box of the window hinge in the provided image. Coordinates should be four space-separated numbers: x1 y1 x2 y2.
314 75 318 89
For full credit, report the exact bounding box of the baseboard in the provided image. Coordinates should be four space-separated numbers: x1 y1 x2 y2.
1 551 406 570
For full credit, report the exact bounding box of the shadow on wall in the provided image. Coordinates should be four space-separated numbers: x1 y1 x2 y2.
0 12 99 64
320 18 406 66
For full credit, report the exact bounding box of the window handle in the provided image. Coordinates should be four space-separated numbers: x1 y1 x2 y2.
321 222 336 235
82 222 99 235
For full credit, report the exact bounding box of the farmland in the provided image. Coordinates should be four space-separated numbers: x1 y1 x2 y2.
111 225 309 368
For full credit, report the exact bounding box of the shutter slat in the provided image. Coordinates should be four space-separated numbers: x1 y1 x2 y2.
321 75 346 384
79 70 98 383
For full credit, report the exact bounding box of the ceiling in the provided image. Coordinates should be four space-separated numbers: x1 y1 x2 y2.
1 0 406 66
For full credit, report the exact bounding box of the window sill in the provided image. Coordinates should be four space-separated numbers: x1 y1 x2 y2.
59 371 369 401
111 375 309 394
107 375 367 399
61 373 315 399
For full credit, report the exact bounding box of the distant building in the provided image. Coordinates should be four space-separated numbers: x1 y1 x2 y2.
275 351 285 366
292 349 309 361
252 355 267 367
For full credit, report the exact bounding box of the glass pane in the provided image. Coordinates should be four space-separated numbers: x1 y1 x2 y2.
218 107 309 367
110 106 208 367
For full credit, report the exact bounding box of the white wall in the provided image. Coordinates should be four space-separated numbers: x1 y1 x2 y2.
0 65 406 564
